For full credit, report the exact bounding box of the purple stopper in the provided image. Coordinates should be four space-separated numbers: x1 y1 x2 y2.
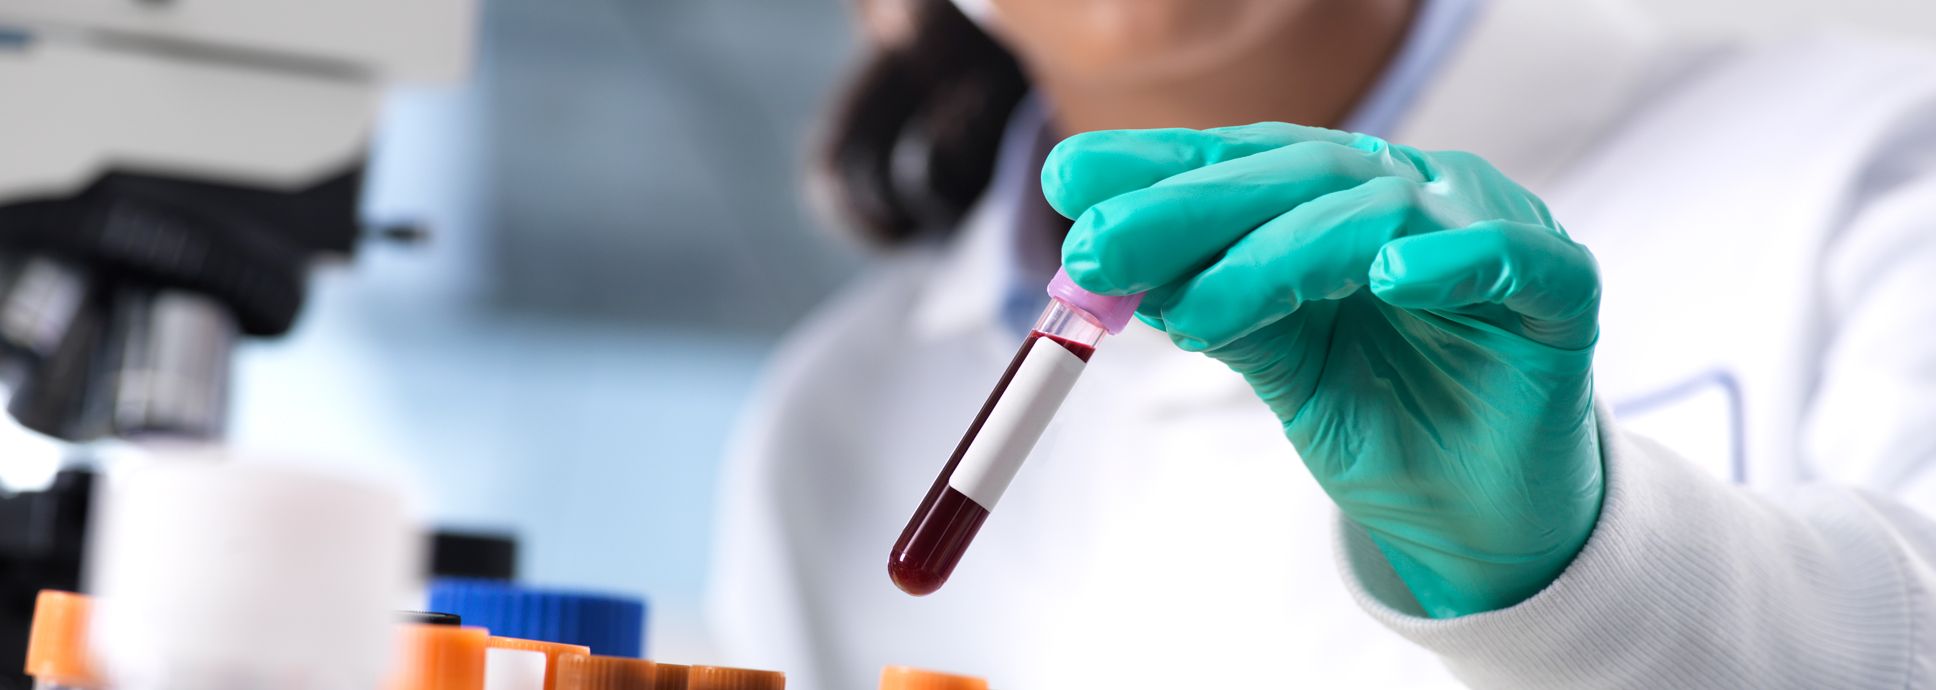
1047 268 1144 335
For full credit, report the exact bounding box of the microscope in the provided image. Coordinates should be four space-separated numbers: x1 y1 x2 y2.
0 1 473 684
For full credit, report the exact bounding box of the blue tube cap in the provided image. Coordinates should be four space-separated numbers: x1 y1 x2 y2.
427 579 648 657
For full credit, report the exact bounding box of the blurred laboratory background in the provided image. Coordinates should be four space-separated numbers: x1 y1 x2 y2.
3 0 1932 665
232 0 861 662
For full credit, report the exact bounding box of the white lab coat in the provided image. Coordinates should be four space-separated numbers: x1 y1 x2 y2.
709 1 1936 687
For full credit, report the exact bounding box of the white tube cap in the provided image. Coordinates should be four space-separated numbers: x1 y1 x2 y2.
88 460 420 690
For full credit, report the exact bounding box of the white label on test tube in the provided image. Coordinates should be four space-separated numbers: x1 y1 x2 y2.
949 337 1088 509
484 648 547 690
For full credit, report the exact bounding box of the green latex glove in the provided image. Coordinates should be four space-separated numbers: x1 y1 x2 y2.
1043 122 1604 618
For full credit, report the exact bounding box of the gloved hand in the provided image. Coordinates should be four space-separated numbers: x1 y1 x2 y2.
1043 122 1603 618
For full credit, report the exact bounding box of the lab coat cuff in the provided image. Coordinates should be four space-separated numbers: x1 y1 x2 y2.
1334 401 1920 687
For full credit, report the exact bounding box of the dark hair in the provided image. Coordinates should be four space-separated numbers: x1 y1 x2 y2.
816 0 1030 247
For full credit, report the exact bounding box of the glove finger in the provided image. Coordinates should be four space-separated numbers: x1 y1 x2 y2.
1130 282 1181 330
1157 177 1423 351
1041 123 1364 219
1369 220 1601 350
1062 140 1423 296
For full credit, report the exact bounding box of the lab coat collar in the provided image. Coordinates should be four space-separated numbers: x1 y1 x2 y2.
910 96 1056 342
912 0 1673 341
1394 0 1673 191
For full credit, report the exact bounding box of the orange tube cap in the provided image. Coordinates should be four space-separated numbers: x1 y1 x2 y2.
555 653 657 690
878 666 987 690
24 591 102 688
390 625 490 690
652 663 690 690
687 665 784 690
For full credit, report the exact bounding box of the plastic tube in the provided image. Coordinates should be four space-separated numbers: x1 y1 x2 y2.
889 269 1142 595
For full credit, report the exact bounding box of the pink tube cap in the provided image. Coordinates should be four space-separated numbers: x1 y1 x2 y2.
1047 268 1144 334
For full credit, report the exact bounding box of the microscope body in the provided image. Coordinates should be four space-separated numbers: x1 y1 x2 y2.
0 2 474 685
0 0 471 440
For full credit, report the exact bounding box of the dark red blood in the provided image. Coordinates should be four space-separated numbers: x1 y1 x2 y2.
889 331 1094 596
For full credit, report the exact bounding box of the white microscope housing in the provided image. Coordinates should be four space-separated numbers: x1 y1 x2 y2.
0 0 473 441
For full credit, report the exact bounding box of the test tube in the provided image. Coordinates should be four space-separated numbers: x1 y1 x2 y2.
889 268 1142 595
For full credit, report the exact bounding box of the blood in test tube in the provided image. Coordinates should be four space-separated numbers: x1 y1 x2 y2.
889 269 1137 596
889 330 1096 595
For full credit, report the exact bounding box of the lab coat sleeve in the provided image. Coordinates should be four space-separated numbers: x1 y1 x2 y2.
1337 404 1936 688
1340 85 1936 687
1804 170 1936 507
